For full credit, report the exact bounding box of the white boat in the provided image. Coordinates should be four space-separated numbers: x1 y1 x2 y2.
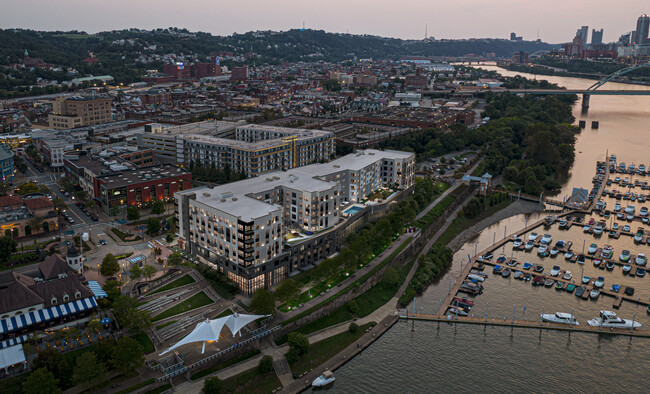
550 248 559 257
620 250 631 262
312 370 335 387
525 241 534 251
590 289 600 299
528 232 539 241
564 252 574 260
635 233 643 243
641 207 649 217
593 225 604 235
563 271 572 280
537 245 548 256
448 307 468 316
625 205 636 214
541 312 579 325
622 264 632 274
594 277 605 288
600 246 613 259
550 265 561 276
582 276 591 284
614 203 621 212
636 253 647 266
587 310 642 328
587 243 598 254
612 223 619 231
540 234 553 244
513 239 523 248
467 274 485 282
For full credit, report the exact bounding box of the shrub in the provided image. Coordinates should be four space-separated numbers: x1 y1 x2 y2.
349 322 358 334
258 355 274 373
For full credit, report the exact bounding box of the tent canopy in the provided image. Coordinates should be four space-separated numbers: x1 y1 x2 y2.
0 344 25 371
159 313 268 355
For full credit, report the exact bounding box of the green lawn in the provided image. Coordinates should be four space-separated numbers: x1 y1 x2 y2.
416 195 456 228
220 369 281 394
155 320 177 330
152 292 214 322
111 227 142 242
287 323 373 375
190 349 262 381
151 274 196 294
116 378 156 394
437 198 511 246
131 331 155 354
216 309 234 318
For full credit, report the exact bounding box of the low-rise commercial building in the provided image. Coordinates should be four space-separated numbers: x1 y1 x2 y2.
48 96 112 130
0 145 15 183
175 149 415 294
0 195 58 238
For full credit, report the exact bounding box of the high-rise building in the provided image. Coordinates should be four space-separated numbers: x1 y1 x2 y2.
619 32 632 45
591 29 604 46
48 96 112 129
576 26 589 44
635 14 650 44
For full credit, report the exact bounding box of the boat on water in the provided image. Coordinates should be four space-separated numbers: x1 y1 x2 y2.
587 310 642 328
625 287 635 296
605 261 615 271
467 273 485 282
582 276 591 284
609 230 617 237
564 252 574 260
555 281 564 290
550 248 559 257
637 267 647 277
460 282 483 294
534 265 545 273
590 289 600 299
514 270 523 279
593 259 602 268
522 262 533 270
555 240 566 249
544 278 555 287
620 249 631 262
496 256 506 264
594 276 605 288
601 245 614 259
566 283 576 293
541 312 579 325
451 300 472 310
532 275 544 286
584 225 592 233
492 265 503 274
453 297 474 307
550 265 561 277
506 259 518 267
622 264 632 274
575 286 586 297
523 273 532 281
513 238 523 248
537 245 548 257
559 220 568 228
502 268 512 278
528 232 539 241
635 233 643 243
588 243 598 254
577 255 586 264
563 271 572 280
312 370 335 387
593 225 604 235
525 241 534 251
636 253 647 266
610 284 621 293
612 223 619 231
448 307 468 316
540 234 553 244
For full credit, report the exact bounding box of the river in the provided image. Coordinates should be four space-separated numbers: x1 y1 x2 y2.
326 67 650 392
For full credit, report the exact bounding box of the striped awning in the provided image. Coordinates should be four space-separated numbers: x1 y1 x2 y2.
0 335 27 350
0 297 98 335
87 281 108 299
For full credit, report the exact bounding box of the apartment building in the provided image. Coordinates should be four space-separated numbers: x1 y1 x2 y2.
175 149 415 294
48 96 112 130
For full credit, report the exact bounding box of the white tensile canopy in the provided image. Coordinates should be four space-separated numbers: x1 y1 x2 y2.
159 313 267 355
0 344 25 371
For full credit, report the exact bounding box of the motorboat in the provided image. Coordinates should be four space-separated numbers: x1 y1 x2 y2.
467 274 485 282
522 262 533 270
534 265 545 273
540 234 553 244
555 281 565 290
620 250 631 262
537 245 548 257
448 307 468 316
544 278 555 287
525 241 534 251
593 259 602 268
610 284 621 293
559 219 568 228
625 287 635 296
541 312 579 325
623 225 631 233
550 248 559 257
594 276 605 288
600 245 614 259
453 297 474 307
523 272 532 281
590 289 600 299
496 256 506 264
502 268 512 278
506 259 519 267
637 268 647 277
627 214 635 221
451 300 472 310
513 238 523 248
587 311 642 328
563 271 572 280
492 265 503 274
641 207 649 217
528 232 539 241
635 232 643 243
312 370 335 387
587 243 598 254
575 286 586 297
577 255 586 265
583 225 592 233
514 270 523 279
637 253 648 266
593 225 604 235
564 252 574 260
582 276 591 284
566 283 576 293
622 264 632 274
624 205 636 214
460 281 483 294
614 203 622 212
605 261 615 271
612 223 619 231
550 265 561 277
555 240 566 249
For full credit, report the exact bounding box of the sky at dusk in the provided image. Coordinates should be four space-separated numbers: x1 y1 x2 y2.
2 0 648 43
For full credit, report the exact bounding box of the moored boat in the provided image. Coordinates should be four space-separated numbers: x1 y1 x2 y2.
502 268 512 278
544 278 555 287
606 261 615 271
587 310 642 328
541 312 579 325
594 276 605 288
312 370 335 387
590 289 600 299
622 264 632 274
582 276 591 284
563 271 572 280
566 283 576 293
574 286 586 297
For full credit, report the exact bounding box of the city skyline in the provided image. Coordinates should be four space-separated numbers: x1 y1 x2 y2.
1 0 649 43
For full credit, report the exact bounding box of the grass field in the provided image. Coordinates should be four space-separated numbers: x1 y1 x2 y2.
189 349 261 381
437 199 511 246
155 320 177 330
151 274 195 294
152 292 213 322
220 369 281 394
131 332 155 354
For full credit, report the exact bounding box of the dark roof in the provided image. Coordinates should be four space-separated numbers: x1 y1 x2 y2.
0 272 42 315
67 245 80 257
39 255 74 281
24 197 54 211
0 196 24 208
29 275 93 308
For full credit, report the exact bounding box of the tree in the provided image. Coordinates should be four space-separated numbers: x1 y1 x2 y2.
87 318 103 334
274 279 300 305
32 349 71 387
347 299 359 315
382 266 400 288
94 338 117 364
167 251 183 267
151 200 165 215
110 337 145 375
100 253 120 276
249 288 276 316
349 322 358 333
73 352 107 386
52 197 67 211
113 295 152 332
146 217 161 235
203 376 223 394
143 264 157 280
286 332 309 362
129 264 142 280
110 206 120 217
0 236 17 263
127 206 140 221
22 367 61 394
258 355 274 373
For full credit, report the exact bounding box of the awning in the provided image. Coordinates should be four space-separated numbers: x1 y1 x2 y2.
0 297 98 335
0 335 27 350
0 344 25 370
87 281 108 299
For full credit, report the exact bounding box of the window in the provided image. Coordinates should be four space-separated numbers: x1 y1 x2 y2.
75 291 81 299
51 297 58 305
63 294 70 302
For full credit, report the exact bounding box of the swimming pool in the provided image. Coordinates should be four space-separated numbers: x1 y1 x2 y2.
343 205 363 215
